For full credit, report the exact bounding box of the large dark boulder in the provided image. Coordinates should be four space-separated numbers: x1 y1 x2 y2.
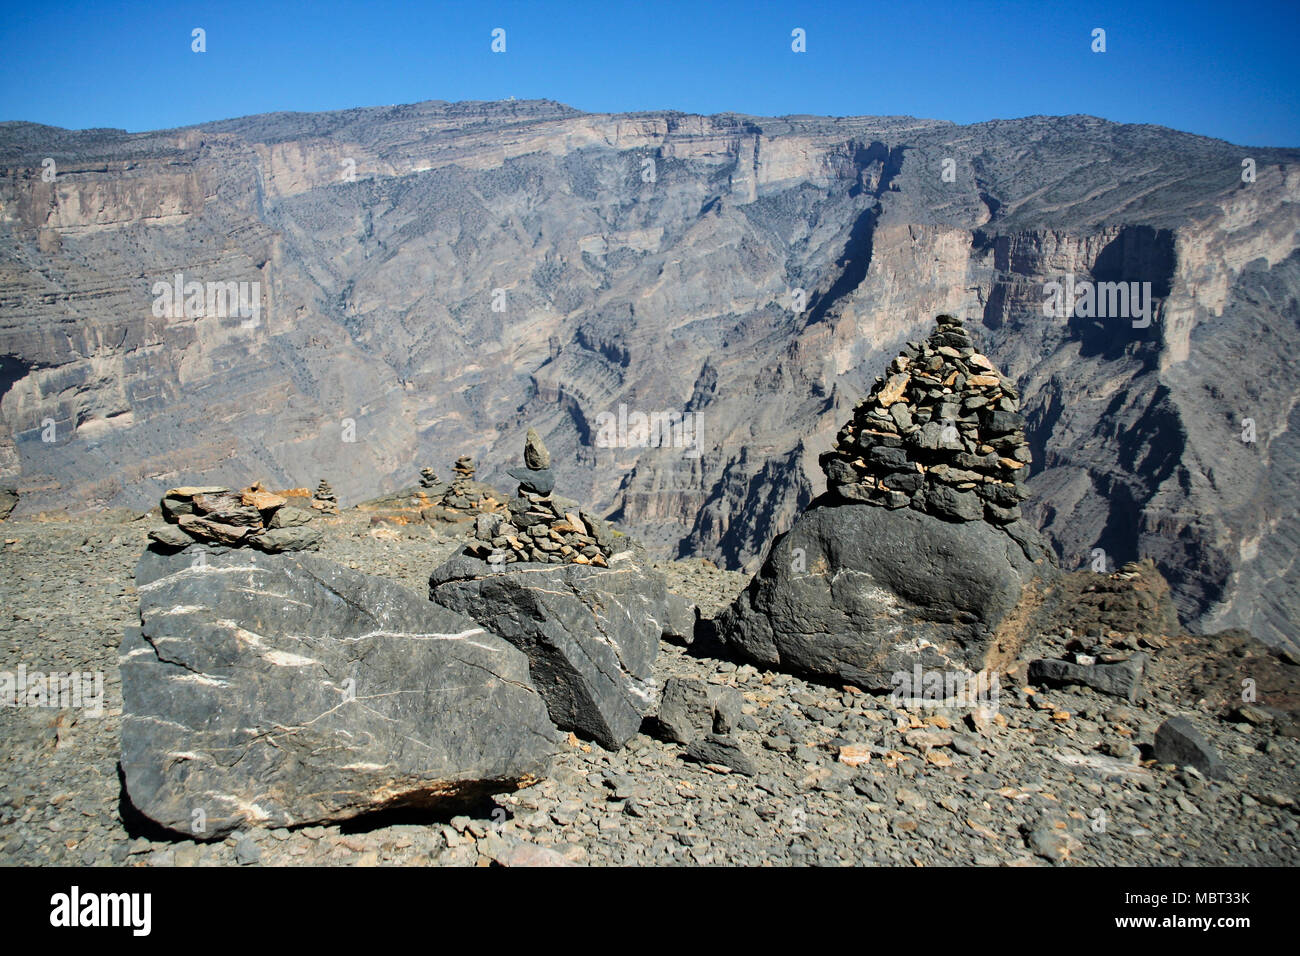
713 497 1055 691
122 547 558 838
429 550 664 749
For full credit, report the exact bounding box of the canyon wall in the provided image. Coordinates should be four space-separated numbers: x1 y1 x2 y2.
1 102 1296 648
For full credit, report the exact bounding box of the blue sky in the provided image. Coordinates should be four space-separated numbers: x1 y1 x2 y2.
1 0 1297 146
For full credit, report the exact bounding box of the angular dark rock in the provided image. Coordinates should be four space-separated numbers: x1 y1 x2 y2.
656 678 745 744
924 484 983 522
684 734 759 776
249 525 323 553
1027 654 1146 702
429 551 664 749
658 677 714 745
662 591 698 643
121 549 558 838
1153 716 1226 778
268 506 314 529
506 467 554 495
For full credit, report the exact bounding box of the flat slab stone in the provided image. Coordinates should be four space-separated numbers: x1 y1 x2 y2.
121 548 558 838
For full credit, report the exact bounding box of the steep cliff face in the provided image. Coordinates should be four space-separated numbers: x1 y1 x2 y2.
1 103 1297 648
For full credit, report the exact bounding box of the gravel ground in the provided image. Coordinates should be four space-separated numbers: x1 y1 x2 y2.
1 510 1296 867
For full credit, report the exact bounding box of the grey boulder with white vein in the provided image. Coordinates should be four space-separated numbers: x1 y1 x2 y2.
713 498 1053 691
121 546 558 838
429 550 664 749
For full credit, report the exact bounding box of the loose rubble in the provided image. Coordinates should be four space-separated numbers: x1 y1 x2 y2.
1 510 1296 867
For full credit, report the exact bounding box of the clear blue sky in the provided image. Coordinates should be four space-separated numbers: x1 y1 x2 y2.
1 0 1297 146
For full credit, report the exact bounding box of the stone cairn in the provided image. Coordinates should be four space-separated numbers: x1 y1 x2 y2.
437 455 503 512
149 482 321 553
819 314 1032 525
312 479 339 515
463 427 617 566
418 466 439 488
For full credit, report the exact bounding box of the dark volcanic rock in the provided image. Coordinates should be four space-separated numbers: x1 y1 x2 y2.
1027 654 1147 702
1153 716 1226 779
684 734 759 776
429 551 663 750
506 467 555 496
714 497 1053 690
657 676 743 745
121 549 558 838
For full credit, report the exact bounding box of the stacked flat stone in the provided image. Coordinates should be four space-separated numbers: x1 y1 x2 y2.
313 479 339 515
438 455 500 512
149 483 321 553
463 428 618 567
819 314 1032 525
418 467 440 488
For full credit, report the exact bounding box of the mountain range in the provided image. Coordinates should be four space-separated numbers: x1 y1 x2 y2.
1 99 1296 649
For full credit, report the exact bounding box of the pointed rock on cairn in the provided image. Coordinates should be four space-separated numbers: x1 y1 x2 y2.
150 482 321 554
713 315 1056 691
429 426 668 749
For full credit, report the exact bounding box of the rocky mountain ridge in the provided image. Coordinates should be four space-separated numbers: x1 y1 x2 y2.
1 100 1297 648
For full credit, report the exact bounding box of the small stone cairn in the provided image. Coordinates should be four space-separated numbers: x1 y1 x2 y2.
313 479 339 515
463 427 618 567
819 314 1032 525
438 455 502 512
149 481 321 553
418 467 439 488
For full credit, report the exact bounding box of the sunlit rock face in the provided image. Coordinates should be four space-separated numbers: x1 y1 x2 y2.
1 102 1297 648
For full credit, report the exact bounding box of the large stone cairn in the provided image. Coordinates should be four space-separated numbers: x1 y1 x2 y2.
463 428 617 567
452 456 476 480
150 482 321 553
819 314 1032 526
313 478 339 515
